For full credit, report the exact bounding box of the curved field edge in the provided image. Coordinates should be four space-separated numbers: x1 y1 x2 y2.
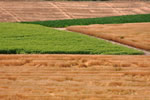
0 23 143 55
66 23 150 51
21 14 150 28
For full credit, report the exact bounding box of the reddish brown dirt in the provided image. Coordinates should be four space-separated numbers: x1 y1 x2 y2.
0 55 150 100
67 22 150 51
0 1 150 22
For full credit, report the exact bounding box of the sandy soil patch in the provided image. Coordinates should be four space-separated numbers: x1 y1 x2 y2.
0 1 150 22
67 22 150 51
0 55 150 100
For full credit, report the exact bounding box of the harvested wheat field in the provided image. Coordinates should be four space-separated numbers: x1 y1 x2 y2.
0 55 150 100
0 1 150 22
67 22 150 51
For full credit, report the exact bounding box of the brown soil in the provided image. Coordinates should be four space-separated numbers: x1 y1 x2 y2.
0 1 150 22
0 55 150 100
67 22 150 51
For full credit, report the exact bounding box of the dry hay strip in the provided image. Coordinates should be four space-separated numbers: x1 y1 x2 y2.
0 55 150 67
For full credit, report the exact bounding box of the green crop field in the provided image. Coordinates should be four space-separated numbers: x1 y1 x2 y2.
21 14 150 28
0 23 143 54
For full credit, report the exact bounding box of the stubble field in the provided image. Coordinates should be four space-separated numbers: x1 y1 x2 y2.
0 55 150 100
0 1 150 22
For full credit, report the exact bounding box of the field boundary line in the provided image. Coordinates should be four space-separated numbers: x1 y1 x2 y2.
55 28 150 55
0 6 20 22
49 2 72 19
104 2 125 16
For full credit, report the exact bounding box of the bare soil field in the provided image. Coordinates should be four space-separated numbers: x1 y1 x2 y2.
0 1 150 22
67 22 150 51
0 55 150 100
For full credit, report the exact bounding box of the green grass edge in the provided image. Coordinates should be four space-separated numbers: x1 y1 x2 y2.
21 14 150 27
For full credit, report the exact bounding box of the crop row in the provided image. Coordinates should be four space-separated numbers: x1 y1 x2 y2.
22 14 150 27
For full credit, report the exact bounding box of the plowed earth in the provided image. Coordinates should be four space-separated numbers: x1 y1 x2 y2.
67 22 150 51
0 55 150 100
0 1 150 22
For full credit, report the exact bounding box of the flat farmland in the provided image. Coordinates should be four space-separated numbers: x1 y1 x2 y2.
67 22 150 51
0 1 150 100
0 1 150 22
0 55 150 100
